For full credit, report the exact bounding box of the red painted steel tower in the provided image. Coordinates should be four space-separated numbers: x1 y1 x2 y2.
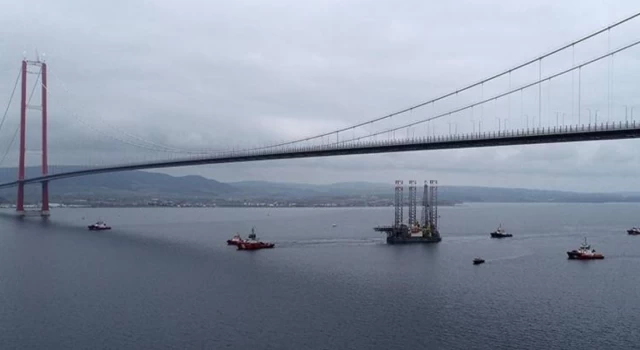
17 59 49 216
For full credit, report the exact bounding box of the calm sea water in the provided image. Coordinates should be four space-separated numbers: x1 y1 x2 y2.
0 204 639 349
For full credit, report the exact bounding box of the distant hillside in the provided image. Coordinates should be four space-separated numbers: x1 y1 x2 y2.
229 181 391 197
438 186 621 203
1 167 640 205
231 181 640 203
0 167 234 201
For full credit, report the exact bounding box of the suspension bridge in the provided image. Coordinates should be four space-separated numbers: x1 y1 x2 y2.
2 13 640 216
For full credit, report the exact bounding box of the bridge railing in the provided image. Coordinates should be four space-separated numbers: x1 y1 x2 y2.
197 120 639 159
70 120 640 173
277 119 640 154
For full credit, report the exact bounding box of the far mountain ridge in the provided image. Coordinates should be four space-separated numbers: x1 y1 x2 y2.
0 167 638 204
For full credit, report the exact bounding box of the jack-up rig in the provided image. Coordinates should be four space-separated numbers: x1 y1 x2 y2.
374 180 442 244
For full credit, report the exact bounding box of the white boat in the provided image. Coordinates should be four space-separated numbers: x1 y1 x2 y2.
627 227 640 235
88 221 111 231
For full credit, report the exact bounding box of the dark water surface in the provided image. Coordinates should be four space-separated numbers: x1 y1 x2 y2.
1 204 639 349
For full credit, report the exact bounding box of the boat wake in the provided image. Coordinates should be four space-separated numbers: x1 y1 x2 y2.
279 238 383 247
486 251 532 262
614 255 640 261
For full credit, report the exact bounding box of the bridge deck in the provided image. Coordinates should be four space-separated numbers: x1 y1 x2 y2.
1 122 639 189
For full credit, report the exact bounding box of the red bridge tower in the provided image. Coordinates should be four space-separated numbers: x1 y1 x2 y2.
17 59 49 216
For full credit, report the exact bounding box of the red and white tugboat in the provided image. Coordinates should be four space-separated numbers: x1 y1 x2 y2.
237 227 275 251
567 238 604 260
88 220 111 231
227 234 244 246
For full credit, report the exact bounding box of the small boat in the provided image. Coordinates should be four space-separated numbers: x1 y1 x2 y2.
473 257 485 265
237 227 275 251
226 233 244 246
627 227 640 235
490 224 512 238
88 220 111 231
567 238 604 260
238 241 275 250
332 224 337 228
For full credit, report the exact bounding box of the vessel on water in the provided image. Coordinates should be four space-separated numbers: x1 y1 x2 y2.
376 223 442 244
473 258 485 265
627 227 640 235
490 224 512 238
227 234 244 246
88 221 111 231
237 227 275 251
374 180 442 244
566 238 604 260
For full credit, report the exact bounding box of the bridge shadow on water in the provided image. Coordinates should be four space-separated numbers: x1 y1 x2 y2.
0 211 222 261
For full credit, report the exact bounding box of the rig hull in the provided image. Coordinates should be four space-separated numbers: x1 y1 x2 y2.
376 225 441 244
386 236 442 244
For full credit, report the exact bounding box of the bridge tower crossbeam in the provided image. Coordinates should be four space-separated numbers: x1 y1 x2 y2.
17 59 49 216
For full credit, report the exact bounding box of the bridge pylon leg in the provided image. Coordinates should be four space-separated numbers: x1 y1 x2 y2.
16 183 24 215
41 62 49 217
16 60 27 216
16 59 50 217
41 181 49 216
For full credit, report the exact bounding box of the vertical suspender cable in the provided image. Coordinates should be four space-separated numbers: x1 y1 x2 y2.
538 59 542 127
547 78 551 126
608 29 612 121
508 72 512 123
572 45 575 122
578 67 582 125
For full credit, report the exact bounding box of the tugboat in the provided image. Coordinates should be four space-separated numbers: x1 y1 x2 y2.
88 220 111 231
567 238 604 260
226 233 244 246
627 227 640 235
473 257 485 265
237 227 275 251
490 224 512 238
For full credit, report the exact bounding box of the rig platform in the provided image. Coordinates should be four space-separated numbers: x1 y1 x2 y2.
375 224 441 244
374 180 442 244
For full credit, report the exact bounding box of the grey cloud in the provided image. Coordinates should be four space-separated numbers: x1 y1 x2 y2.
1 0 640 191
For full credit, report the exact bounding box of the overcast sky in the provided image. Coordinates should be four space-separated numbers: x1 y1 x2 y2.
2 0 640 192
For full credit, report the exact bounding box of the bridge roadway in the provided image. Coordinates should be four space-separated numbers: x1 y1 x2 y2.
2 121 640 189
